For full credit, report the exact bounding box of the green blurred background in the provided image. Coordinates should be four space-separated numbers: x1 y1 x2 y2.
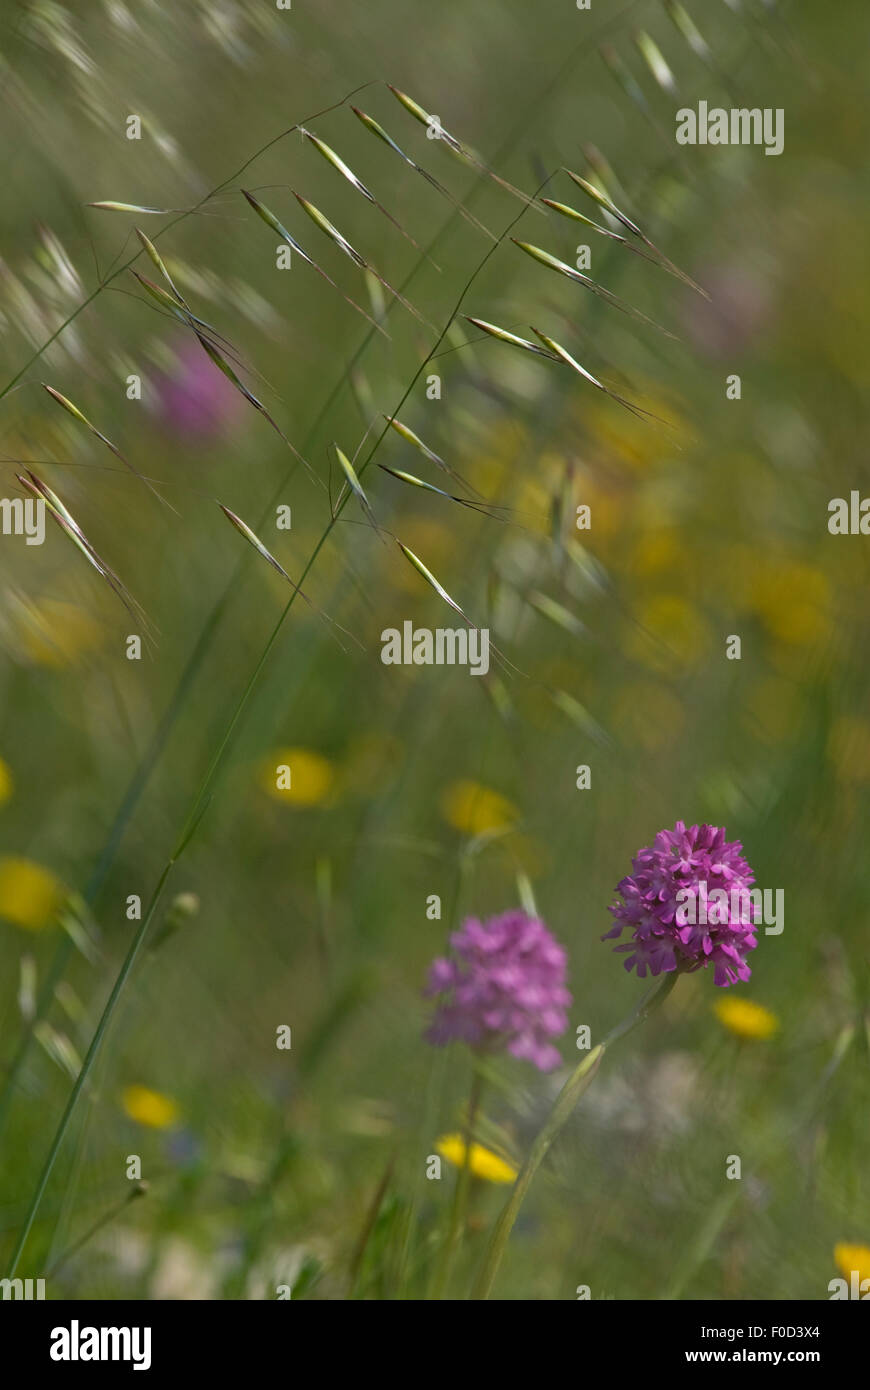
0 0 868 1299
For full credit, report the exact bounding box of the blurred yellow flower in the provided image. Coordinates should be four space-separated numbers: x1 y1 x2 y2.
752 562 830 647
261 747 334 805
436 1134 517 1184
0 856 65 930
626 595 709 674
441 780 519 836
834 1243 870 1283
13 598 103 668
0 757 12 806
122 1085 179 1130
631 529 680 578
713 997 779 1040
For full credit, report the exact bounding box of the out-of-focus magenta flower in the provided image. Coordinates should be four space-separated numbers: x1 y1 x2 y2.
155 342 244 438
424 910 572 1072
604 821 758 987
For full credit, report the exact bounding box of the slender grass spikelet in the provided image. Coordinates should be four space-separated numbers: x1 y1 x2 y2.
397 541 473 625
218 504 305 590
540 195 681 279
529 327 660 420
510 240 677 338
564 170 708 298
384 415 445 469
633 30 678 95
292 191 433 329
194 334 318 486
300 127 436 262
527 591 587 638
218 503 357 651
350 106 496 240
241 189 387 335
463 316 560 360
333 443 381 535
87 202 181 214
42 383 171 509
664 1 712 63
129 269 223 337
385 414 480 496
18 471 153 639
386 85 542 213
134 228 187 307
377 464 507 519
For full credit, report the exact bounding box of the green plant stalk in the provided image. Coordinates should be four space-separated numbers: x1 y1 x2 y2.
471 971 679 1300
4 861 174 1278
662 1187 739 1300
348 1151 398 1299
6 795 214 1278
46 1183 147 1280
430 1066 484 1300
221 1128 299 1299
0 596 227 1142
392 732 495 1298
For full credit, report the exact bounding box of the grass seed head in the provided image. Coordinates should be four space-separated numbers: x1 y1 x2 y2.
135 228 186 306
463 316 559 360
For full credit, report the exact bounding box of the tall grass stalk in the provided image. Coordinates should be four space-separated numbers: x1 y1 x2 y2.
430 1065 484 1299
5 860 175 1277
471 972 679 1300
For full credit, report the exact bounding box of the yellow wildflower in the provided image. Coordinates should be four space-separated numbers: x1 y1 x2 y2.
834 1243 870 1284
713 997 779 1040
752 563 830 647
122 1085 179 1130
441 780 519 836
0 757 13 806
436 1134 517 1184
261 747 334 805
0 856 65 930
